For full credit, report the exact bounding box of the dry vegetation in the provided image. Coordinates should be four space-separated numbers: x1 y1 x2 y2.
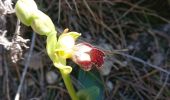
1 0 170 100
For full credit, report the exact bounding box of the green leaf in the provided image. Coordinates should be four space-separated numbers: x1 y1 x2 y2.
78 70 104 100
77 86 99 100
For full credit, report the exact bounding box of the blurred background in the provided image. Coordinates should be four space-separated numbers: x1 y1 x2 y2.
1 0 170 100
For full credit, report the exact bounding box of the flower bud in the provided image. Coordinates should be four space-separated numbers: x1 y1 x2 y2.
15 0 38 26
72 42 105 71
31 10 56 36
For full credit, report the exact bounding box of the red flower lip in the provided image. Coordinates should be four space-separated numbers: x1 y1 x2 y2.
72 42 105 71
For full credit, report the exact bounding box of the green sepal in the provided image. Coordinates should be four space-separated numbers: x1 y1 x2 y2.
46 33 72 74
56 32 81 58
77 86 100 100
31 10 56 36
15 0 38 26
54 63 72 74
46 33 57 62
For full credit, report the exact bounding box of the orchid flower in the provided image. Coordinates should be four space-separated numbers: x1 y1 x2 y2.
72 42 105 71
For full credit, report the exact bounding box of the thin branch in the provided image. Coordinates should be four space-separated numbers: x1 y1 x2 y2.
57 0 61 23
154 74 169 100
72 0 80 18
65 0 72 10
14 19 21 36
4 50 11 100
111 51 170 75
14 33 36 100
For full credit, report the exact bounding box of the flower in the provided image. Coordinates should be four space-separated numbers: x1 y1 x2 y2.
72 42 105 71
56 29 81 58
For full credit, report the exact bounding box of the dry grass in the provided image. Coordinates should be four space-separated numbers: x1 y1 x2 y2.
1 0 170 100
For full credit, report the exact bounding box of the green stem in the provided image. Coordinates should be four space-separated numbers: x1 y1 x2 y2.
60 70 78 100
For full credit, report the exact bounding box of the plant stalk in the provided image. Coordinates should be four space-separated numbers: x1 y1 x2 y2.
60 70 78 100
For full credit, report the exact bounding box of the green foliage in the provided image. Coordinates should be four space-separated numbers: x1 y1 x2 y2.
78 70 104 100
77 86 100 100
